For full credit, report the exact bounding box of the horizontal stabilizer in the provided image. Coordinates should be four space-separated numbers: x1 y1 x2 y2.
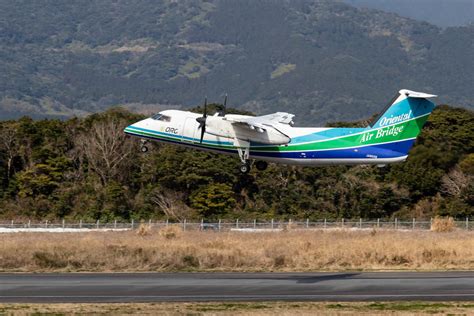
399 89 437 99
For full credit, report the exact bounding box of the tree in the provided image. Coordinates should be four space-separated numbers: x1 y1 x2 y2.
0 125 18 182
190 183 236 219
149 188 194 222
75 118 135 185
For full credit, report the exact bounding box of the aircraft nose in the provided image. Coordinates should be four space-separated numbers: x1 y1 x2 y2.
124 118 151 134
124 123 135 134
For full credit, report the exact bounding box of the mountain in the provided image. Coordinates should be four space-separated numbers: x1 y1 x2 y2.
0 0 473 125
343 0 474 28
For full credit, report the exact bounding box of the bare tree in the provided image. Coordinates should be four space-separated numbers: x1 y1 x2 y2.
0 126 17 182
150 189 194 222
76 119 135 185
441 168 471 197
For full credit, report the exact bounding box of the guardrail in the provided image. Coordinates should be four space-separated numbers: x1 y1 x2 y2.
0 218 472 231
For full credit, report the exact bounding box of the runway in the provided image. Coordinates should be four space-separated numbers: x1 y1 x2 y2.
1 272 474 303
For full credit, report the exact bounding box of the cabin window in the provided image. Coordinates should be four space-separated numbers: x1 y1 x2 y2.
152 114 171 122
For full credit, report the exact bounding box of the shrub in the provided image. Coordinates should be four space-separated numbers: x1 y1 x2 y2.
159 225 182 239
431 216 455 232
136 224 152 236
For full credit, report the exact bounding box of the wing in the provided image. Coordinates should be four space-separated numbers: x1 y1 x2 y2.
224 112 295 132
220 112 293 145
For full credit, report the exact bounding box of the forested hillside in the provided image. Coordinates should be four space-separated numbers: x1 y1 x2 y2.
0 0 473 125
0 105 472 221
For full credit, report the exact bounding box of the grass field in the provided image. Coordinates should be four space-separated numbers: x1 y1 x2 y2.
0 227 473 272
1 302 474 315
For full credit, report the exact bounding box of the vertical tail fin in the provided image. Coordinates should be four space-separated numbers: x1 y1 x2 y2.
370 89 436 129
361 89 437 157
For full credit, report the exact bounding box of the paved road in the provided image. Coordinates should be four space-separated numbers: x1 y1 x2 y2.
1 272 474 303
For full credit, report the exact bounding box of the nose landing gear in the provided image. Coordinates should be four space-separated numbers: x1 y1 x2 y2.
140 139 149 153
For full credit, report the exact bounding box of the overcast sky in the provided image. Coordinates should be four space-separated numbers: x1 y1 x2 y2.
344 0 474 28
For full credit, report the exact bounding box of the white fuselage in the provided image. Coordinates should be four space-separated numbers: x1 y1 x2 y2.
124 110 407 166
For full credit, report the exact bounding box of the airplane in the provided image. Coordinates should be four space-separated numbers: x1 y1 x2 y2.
124 89 436 173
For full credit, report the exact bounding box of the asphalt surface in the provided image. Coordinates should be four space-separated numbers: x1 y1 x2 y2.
1 272 474 303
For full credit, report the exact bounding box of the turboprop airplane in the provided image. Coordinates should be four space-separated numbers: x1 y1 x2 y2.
124 89 436 173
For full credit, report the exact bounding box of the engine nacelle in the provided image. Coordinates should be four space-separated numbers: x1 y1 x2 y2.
205 117 290 145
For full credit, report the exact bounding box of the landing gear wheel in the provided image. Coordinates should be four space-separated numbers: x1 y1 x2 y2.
140 145 149 153
239 163 251 174
255 160 268 171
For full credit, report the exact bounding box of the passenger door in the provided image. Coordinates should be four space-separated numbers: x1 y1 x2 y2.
181 117 199 143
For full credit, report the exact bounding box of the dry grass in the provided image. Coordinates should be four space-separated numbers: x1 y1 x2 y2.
158 224 182 239
0 229 473 272
1 302 474 315
431 216 455 232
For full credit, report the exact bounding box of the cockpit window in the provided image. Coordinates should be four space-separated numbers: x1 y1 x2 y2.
151 113 171 122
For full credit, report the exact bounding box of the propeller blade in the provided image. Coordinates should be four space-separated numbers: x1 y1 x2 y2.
200 123 205 144
196 97 208 143
217 94 227 117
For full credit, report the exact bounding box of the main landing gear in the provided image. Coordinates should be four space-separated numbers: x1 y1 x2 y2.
237 145 251 174
140 139 149 153
236 144 268 174
238 160 268 174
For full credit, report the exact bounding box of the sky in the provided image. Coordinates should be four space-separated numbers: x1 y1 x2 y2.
344 0 474 27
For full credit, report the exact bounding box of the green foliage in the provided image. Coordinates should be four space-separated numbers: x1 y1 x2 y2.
0 105 472 220
190 183 236 219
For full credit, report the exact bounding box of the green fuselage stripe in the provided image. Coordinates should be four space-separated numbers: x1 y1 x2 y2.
125 114 428 153
252 114 428 152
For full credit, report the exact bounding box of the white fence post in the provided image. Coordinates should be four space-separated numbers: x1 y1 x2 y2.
218 219 221 232
342 218 344 227
28 220 31 228
166 218 169 227
413 218 415 230
359 218 362 229
271 218 274 230
306 218 309 228
114 220 117 229
183 219 186 231
79 219 82 229
324 218 327 229
466 217 469 230
131 219 134 229
377 218 380 228
96 220 99 229
395 218 398 230
62 219 65 229
236 219 239 229
45 220 48 228
10 220 13 228
254 219 257 229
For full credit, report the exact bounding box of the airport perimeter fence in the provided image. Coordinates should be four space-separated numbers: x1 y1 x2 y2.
0 218 472 232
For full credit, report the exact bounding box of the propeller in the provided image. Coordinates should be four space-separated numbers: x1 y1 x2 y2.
222 94 227 116
196 97 207 143
217 94 227 117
